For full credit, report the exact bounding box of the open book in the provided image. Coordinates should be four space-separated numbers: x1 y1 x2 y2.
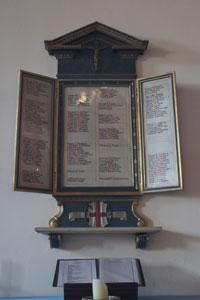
53 258 145 287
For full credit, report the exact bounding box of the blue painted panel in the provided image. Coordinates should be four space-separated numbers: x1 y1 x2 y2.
59 200 138 227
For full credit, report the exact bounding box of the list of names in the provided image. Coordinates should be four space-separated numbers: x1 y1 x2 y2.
62 86 134 187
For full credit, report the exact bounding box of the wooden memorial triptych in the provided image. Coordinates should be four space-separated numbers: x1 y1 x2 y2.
13 23 183 246
14 70 182 196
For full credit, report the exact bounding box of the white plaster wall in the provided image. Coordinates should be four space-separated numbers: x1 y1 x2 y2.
0 0 200 297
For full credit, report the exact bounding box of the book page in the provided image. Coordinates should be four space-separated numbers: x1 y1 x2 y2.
57 259 97 286
99 258 143 285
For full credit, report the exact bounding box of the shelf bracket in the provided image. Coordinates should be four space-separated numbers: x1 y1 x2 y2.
49 234 62 248
135 233 149 249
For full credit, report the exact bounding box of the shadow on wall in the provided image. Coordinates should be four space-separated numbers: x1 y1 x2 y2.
141 263 200 296
141 40 200 63
176 85 200 199
137 38 200 75
0 260 32 297
61 232 132 251
60 229 200 252
148 230 200 250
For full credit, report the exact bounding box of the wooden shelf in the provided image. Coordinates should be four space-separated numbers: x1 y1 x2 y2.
35 226 162 234
35 226 162 249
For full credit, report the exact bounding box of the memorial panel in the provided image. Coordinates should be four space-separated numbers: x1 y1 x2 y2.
55 81 139 195
138 73 182 192
14 71 55 192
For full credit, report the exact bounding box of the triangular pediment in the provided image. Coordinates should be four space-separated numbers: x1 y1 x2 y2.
45 22 148 54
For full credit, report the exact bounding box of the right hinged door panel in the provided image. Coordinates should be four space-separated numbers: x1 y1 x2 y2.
137 72 183 193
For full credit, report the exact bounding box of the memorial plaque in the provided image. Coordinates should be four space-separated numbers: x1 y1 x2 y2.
14 25 183 246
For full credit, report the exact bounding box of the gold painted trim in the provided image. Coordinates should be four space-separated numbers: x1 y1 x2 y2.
53 196 141 203
132 201 145 227
49 202 64 227
53 80 59 195
172 72 183 190
137 74 147 191
53 191 142 197
128 85 134 187
137 71 174 82
19 69 57 80
135 79 143 193
13 70 22 191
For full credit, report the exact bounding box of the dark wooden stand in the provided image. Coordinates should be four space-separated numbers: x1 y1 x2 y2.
64 283 138 300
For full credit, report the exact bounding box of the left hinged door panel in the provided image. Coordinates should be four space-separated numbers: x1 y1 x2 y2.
14 70 56 193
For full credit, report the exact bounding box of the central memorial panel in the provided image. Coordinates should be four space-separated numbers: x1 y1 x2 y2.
55 81 139 195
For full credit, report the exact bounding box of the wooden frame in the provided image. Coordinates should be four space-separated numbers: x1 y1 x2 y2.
53 79 140 196
14 70 55 193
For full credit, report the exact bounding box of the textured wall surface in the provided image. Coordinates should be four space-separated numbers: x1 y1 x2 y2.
0 0 200 297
